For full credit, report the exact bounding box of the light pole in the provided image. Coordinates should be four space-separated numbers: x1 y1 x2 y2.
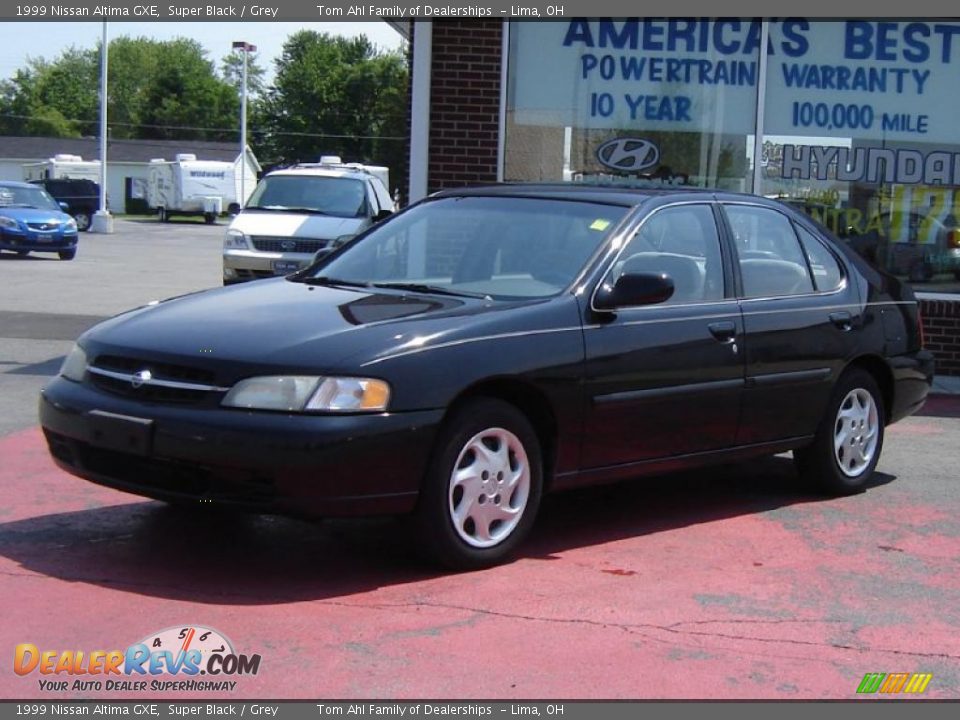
232 40 256 210
91 21 113 233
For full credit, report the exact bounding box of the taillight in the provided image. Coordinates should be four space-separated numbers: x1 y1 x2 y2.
948 230 960 249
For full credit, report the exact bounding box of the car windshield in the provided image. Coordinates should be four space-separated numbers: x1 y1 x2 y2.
0 185 61 212
303 196 629 300
245 175 367 217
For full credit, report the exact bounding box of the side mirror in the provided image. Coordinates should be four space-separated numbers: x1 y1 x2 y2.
373 209 393 223
594 271 674 310
59 201 70 211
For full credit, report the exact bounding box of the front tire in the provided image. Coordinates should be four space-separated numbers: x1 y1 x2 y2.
58 249 76 261
74 211 91 232
794 368 885 495
415 398 543 569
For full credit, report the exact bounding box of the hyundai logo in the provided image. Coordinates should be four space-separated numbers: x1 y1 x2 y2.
596 137 661 173
131 369 152 389
281 240 296 251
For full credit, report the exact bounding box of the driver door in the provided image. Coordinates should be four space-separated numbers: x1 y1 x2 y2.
581 202 745 469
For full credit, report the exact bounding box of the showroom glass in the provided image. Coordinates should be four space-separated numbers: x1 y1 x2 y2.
246 175 368 218
0 185 61 211
725 204 816 298
609 204 725 304
503 19 960 293
312 196 628 300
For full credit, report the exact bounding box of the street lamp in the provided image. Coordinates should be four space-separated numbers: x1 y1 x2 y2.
232 40 256 210
91 21 113 233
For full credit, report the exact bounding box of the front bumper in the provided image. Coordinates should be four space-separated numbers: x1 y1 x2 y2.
0 229 77 252
40 376 444 517
223 249 315 283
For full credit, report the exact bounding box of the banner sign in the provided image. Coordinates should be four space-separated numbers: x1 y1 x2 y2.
509 19 960 144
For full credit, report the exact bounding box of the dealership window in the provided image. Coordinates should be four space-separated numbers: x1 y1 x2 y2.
757 20 960 293
504 20 761 190
503 19 960 293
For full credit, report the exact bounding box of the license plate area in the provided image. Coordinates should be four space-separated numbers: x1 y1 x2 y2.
87 410 154 457
272 260 302 274
36 234 54 243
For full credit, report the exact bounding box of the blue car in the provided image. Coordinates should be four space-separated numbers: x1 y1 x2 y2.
0 181 79 260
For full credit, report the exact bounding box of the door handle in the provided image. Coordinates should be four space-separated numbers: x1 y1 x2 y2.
708 321 737 343
829 311 854 331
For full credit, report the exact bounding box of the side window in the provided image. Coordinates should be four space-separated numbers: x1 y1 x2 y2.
611 204 724 304
725 205 815 298
796 226 844 292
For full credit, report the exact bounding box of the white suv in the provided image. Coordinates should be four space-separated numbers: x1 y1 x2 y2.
222 158 395 284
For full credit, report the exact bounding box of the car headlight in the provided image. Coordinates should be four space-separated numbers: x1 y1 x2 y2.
222 376 390 413
224 229 249 249
63 218 77 233
0 216 19 231
59 345 88 382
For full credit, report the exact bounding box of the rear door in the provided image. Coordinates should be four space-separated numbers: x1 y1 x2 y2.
720 202 861 445
581 201 745 468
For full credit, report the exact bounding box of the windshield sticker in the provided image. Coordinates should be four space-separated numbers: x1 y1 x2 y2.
590 219 611 231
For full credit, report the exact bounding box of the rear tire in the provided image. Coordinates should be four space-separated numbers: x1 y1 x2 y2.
415 398 543 570
204 213 216 224
794 368 885 495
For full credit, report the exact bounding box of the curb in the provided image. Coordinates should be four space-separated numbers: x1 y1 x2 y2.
931 375 960 396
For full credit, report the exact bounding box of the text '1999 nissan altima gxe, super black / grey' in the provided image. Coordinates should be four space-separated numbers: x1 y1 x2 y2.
40 186 934 569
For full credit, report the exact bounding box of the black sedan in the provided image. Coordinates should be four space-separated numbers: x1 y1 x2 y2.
40 186 933 568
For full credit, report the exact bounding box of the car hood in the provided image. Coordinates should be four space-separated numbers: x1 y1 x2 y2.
0 207 72 225
230 210 366 240
81 279 521 381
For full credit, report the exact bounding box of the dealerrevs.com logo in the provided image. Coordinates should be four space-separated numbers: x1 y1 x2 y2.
14 626 261 693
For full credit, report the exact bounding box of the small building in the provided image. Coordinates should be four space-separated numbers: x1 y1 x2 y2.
0 136 260 215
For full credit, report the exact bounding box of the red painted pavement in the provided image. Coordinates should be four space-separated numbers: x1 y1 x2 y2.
1 411 959 700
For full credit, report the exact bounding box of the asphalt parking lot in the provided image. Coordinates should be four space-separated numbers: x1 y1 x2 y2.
1 220 959 700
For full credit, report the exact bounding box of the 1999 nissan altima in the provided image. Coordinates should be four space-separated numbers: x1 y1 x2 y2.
40 186 933 568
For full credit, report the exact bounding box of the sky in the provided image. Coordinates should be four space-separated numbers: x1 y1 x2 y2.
0 22 406 81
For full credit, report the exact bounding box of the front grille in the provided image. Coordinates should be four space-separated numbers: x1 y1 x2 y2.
88 355 219 405
26 221 62 231
250 236 329 254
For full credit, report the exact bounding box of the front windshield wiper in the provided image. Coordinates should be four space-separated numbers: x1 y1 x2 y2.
300 276 371 288
372 282 492 300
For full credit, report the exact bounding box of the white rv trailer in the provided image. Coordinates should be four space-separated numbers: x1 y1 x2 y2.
23 154 101 183
146 154 256 223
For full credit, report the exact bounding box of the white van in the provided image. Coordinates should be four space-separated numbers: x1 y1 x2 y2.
222 158 395 284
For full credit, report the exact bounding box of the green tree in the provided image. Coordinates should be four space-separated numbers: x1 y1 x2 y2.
256 32 408 182
0 37 239 142
221 50 267 97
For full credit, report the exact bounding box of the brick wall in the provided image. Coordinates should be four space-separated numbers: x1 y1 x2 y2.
920 298 960 377
427 20 503 193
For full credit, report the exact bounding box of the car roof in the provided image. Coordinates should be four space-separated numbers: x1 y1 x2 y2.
0 180 38 189
267 167 376 181
429 183 790 209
